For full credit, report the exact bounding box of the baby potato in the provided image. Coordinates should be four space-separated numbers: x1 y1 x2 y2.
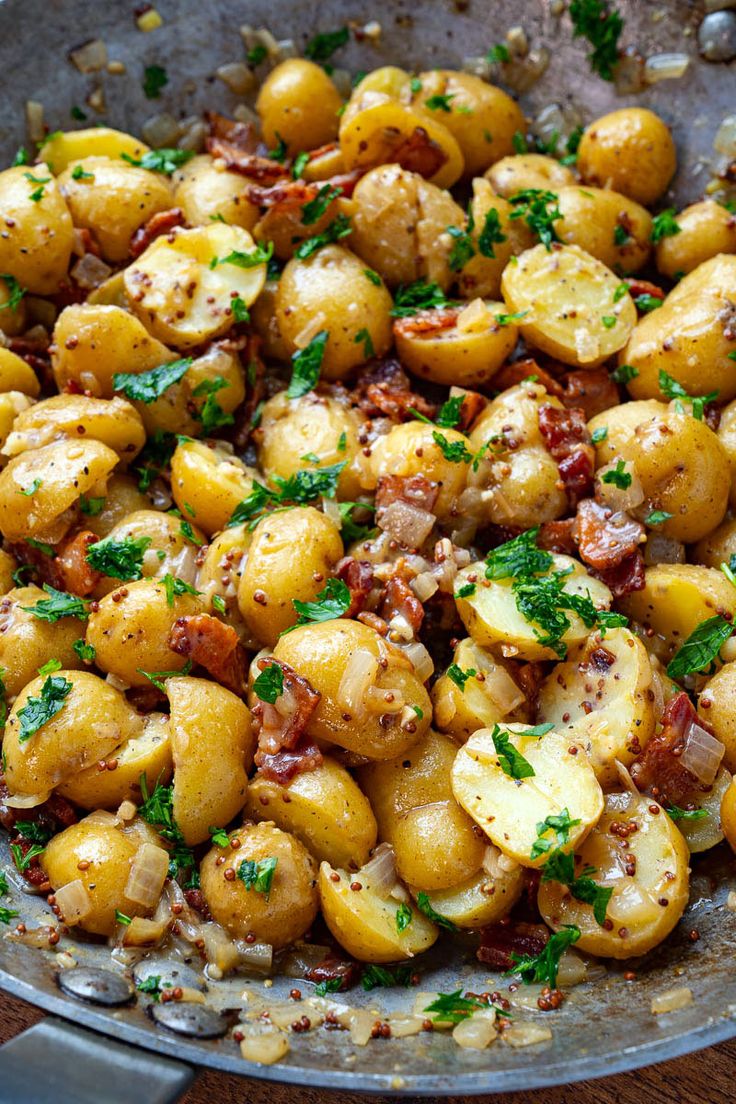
365 420 469 521
4 670 141 797
393 300 518 387
0 550 16 595
38 126 149 174
348 164 465 290
339 96 463 190
719 401 736 511
256 58 343 153
0 281 28 337
255 390 363 501
619 564 736 659
699 662 736 773
391 800 486 891
416 849 525 929
58 157 172 262
577 107 676 206
82 474 152 538
249 279 291 362
244 756 377 870
486 153 575 198
195 522 251 623
693 516 736 571
589 401 729 543
454 554 614 662
656 201 736 279
52 304 175 398
59 712 171 810
273 620 431 760
319 858 438 962
124 223 267 349
0 438 118 543
538 628 656 787
136 342 245 438
0 585 85 698
170 438 259 536
501 243 637 367
622 255 736 404
0 348 40 397
673 767 731 854
412 71 526 176
172 154 259 230
538 792 689 958
358 729 460 834
275 245 393 379
41 818 146 936
94 509 203 596
432 637 527 741
201 822 319 949
555 186 652 274
0 392 33 453
451 724 603 867
254 191 350 263
168 677 252 845
2 394 146 462
86 271 128 307
456 179 534 300
86 577 206 687
0 165 73 294
238 507 343 645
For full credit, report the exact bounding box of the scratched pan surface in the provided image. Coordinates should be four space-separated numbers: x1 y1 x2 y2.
0 0 735 1093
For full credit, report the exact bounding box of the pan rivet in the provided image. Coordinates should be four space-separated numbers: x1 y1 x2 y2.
698 11 736 62
151 1001 228 1038
57 966 134 1006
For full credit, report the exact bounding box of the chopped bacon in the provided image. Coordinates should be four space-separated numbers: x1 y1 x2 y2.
73 227 102 258
513 661 545 716
208 137 290 182
130 207 185 258
592 549 646 598
624 277 666 303
477 919 550 971
390 126 448 179
305 953 361 991
492 357 564 398
375 474 439 516
454 390 487 431
537 519 576 555
184 889 213 921
377 562 424 636
393 306 461 338
126 685 166 712
205 111 261 152
169 613 248 695
631 691 709 804
352 358 436 422
538 404 595 507
45 793 78 829
0 785 77 835
252 658 323 783
560 368 620 421
573 498 645 573
7 529 102 596
247 171 363 209
335 558 374 618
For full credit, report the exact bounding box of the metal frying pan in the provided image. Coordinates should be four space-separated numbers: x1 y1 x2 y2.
0 1 734 1100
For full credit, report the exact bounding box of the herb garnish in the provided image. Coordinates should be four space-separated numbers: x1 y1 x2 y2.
121 148 194 175
237 857 278 897
569 0 624 81
506 926 581 987
17 674 73 743
287 330 328 398
21 584 89 623
86 535 151 580
283 577 351 634
666 615 733 680
658 369 718 421
113 358 191 403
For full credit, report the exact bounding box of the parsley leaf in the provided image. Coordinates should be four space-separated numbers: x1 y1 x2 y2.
435 395 466 429
231 295 250 323
136 430 177 491
591 426 608 444
17 674 73 743
143 64 168 99
138 773 197 881
314 977 344 997
425 93 455 112
432 431 472 464
115 909 132 925
0 274 26 312
21 584 89 623
237 857 278 896
161 573 200 607
361 963 414 990
138 660 192 693
634 293 663 313
79 494 105 516
658 369 718 421
530 809 581 860
390 280 452 318
665 805 708 823
478 207 507 258
113 358 191 403
73 639 96 663
610 363 638 384
86 534 151 581
491 723 546 780
253 662 284 704
284 577 351 634
447 663 476 691
415 891 458 931
447 220 475 272
354 327 374 358
304 26 349 64
485 527 553 580
287 330 328 398
541 849 613 926
650 208 681 243
666 615 733 680
509 189 562 250
209 826 231 847
292 151 309 179
424 990 485 1024
646 510 672 526
294 213 352 259
569 0 624 81
192 376 234 434
301 184 342 225
121 148 194 176
210 241 273 269
507 926 581 987
486 43 511 63
18 478 41 496
396 902 413 933
601 460 632 489
137 975 164 1000
11 841 46 870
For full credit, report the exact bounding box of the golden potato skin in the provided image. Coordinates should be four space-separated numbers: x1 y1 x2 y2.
172 154 259 230
555 186 652 274
394 300 518 387
619 564 736 658
93 509 202 597
86 577 206 687
577 107 676 206
721 778 736 854
82 474 153 538
168 677 253 845
432 638 527 741
4 671 141 797
275 245 393 380
170 439 258 536
38 127 149 173
0 348 40 397
0 165 74 294
42 819 144 936
365 420 469 521
486 153 575 198
200 822 319 949
0 585 85 698
699 664 736 774
256 59 343 154
719 400 736 511
656 201 736 279
3 394 146 462
273 620 431 760
693 517 736 571
348 164 464 290
358 728 460 833
59 713 172 810
238 507 343 645
58 157 172 262
244 756 377 871
456 179 534 300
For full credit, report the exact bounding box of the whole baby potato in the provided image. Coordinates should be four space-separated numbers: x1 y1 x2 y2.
365 420 470 521
656 201 736 279
170 438 259 536
238 507 343 645
201 822 319 948
486 153 575 197
94 509 203 596
577 107 676 206
619 564 736 658
699 663 736 775
0 585 85 698
256 59 343 153
0 164 73 294
456 179 535 300
173 154 260 231
2 394 146 462
275 245 393 379
555 186 652 273
693 516 736 569
38 126 149 174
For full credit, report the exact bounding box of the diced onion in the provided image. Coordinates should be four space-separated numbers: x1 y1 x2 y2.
122 916 169 946
378 500 436 548
294 313 328 350
456 298 491 334
651 987 693 1014
644 534 685 565
236 939 274 973
83 810 120 828
644 53 690 83
321 496 342 527
337 647 379 718
401 640 434 682
69 38 108 73
55 879 92 924
479 663 525 715
482 845 520 878
597 463 644 512
125 843 169 908
360 843 398 898
411 571 439 602
714 115 736 159
142 112 181 149
680 724 725 786
452 1009 497 1049
613 52 646 95
727 890 736 912
3 791 50 808
336 1008 375 1046
178 119 207 153
216 62 256 94
386 1014 424 1038
555 951 588 988
503 1022 553 1048
165 881 203 943
70 253 112 290
201 921 241 974
364 685 405 713
25 101 45 146
240 1028 290 1064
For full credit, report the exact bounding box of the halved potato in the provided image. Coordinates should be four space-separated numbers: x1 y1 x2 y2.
393 300 518 387
319 858 438 962
170 438 259 536
537 791 690 958
619 564 736 660
451 724 603 867
414 847 525 929
432 637 527 741
2 394 146 461
501 243 637 367
673 766 731 854
59 713 172 810
537 628 656 787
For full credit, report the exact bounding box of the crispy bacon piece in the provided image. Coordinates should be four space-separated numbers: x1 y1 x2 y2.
513 661 546 716
573 499 645 573
336 558 374 618
205 111 261 151
169 613 248 695
252 658 323 783
7 529 102 596
454 390 487 432
477 919 550 971
73 227 102 258
378 562 424 636
537 518 576 555
492 357 564 398
560 368 620 420
352 358 436 422
631 691 710 804
130 207 185 258
184 889 213 921
0 785 77 835
247 171 363 209
208 137 290 182
625 277 666 303
375 474 439 516
305 953 361 991
593 550 646 598
538 404 595 506
391 126 448 179
393 306 461 338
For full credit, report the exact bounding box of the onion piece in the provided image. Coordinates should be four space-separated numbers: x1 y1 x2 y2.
479 662 525 714
651 987 693 1014
71 253 112 290
201 921 241 974
69 38 107 73
142 112 181 149
239 1027 290 1064
360 843 398 898
122 916 169 946
411 571 439 602
378 500 436 548
165 881 202 943
503 1021 553 1047
401 640 434 682
714 115 736 158
336 648 379 719
644 533 685 565
3 791 50 808
55 879 92 924
452 1009 497 1050
216 62 256 94
25 101 45 145
596 462 644 512
125 843 169 908
680 724 725 786
237 940 273 973
644 53 689 83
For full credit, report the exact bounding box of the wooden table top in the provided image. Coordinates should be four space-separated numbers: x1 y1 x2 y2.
0 990 732 1103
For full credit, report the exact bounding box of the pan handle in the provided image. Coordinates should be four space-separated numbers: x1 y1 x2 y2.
0 1016 195 1104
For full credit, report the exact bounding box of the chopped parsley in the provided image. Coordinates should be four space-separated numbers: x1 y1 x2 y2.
658 369 718 421
17 674 73 743
212 594 227 614
569 0 624 81
646 510 672 526
115 909 132 926
456 582 476 599
425 93 455 112
447 663 476 691
294 213 352 259
287 330 328 398
291 151 309 179
415 892 458 932
509 189 562 250
591 426 608 444
138 660 192 693
354 327 375 358
113 357 191 403
424 990 486 1024
634 294 663 313
210 241 273 269
650 208 681 243
601 315 617 329
79 494 105 516
192 377 234 434
137 975 164 1000
436 395 466 429
231 295 250 323
613 224 631 246
512 131 529 154
237 856 277 897
209 826 231 847
228 462 345 527
18 478 41 496
73 639 96 663
304 27 349 66
21 584 89 623
253 662 284 704
14 821 53 845
610 363 638 384
86 535 151 581
495 310 529 326
485 527 553 580
301 184 342 225
0 274 27 312
285 577 351 634
161 573 200 607
11 841 46 871
143 64 168 99
70 105 87 121
506 926 581 987
12 147 29 166
314 977 344 997
665 805 707 823
447 208 476 271
24 171 50 202
338 501 377 543
138 774 197 883
121 148 195 176
600 460 632 490
490 723 553 780
26 538 57 558
247 44 268 67
478 207 507 258
361 963 414 990
530 809 581 860
486 43 511 63
390 280 452 318
613 281 630 302
541 849 613 926
512 571 626 658
560 125 584 166
666 615 733 680
363 267 381 286
38 659 62 677
432 431 472 464
395 902 413 933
